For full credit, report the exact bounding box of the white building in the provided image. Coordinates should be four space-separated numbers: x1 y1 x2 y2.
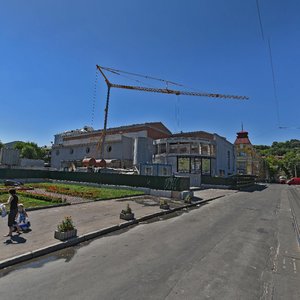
51 123 171 170
153 131 235 178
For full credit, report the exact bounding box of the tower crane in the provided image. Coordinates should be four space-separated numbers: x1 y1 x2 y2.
95 65 249 162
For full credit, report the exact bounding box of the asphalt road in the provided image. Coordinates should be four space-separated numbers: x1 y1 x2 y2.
0 184 300 300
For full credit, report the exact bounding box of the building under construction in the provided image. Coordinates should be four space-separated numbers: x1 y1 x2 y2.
50 122 236 183
51 65 247 179
51 122 171 171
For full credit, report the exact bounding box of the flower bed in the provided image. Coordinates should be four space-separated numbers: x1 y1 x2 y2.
18 191 64 203
31 183 144 200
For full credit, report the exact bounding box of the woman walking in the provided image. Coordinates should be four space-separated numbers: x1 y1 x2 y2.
4 188 21 237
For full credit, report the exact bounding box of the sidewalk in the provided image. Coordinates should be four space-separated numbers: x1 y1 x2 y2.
0 188 237 269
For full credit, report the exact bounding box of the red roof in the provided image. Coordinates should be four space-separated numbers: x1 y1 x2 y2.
234 131 252 145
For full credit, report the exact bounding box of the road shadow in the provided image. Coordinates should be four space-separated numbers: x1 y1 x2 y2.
3 235 27 245
239 184 268 192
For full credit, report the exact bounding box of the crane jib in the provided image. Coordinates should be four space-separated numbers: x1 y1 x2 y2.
110 83 249 100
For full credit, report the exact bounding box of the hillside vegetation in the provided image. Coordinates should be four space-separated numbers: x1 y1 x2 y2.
254 139 300 180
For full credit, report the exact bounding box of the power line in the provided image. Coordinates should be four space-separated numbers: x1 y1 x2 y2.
255 2 299 130
256 0 265 40
267 38 281 127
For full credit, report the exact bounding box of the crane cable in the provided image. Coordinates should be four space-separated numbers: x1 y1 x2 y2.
103 68 157 89
175 94 181 131
99 65 184 88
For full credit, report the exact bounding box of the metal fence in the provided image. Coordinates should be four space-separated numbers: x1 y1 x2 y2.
0 169 190 191
202 175 256 189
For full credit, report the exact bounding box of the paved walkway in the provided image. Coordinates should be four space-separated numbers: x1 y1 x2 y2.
0 188 237 267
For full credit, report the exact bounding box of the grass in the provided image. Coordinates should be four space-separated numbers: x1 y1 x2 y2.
0 193 62 209
0 182 144 208
30 182 144 200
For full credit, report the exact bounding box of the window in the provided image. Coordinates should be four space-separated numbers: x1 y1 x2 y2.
210 145 216 156
211 159 216 176
86 147 90 154
191 144 199 154
178 157 190 173
169 143 178 154
227 151 230 170
202 158 211 175
70 149 74 155
237 162 246 174
161 167 168 176
145 166 153 175
219 169 225 176
201 144 209 155
106 145 112 152
178 143 189 154
160 143 166 154
191 157 201 173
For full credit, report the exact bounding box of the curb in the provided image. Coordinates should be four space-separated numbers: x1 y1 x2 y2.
0 195 225 270
26 203 71 211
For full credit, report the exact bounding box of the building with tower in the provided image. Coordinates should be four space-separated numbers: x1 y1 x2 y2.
234 129 262 177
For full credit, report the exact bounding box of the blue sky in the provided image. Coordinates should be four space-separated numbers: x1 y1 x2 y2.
0 0 299 146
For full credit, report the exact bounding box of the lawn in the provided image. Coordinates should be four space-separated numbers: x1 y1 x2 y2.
0 193 63 209
0 182 144 208
30 182 145 200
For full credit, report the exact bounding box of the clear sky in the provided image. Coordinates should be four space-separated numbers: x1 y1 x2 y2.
0 0 299 147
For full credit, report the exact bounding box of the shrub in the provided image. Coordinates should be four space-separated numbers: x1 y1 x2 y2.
121 204 132 215
184 195 192 204
57 216 75 232
160 199 168 206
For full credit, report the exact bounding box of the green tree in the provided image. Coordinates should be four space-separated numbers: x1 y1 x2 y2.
264 155 281 180
282 151 300 177
14 141 47 160
21 145 38 159
255 139 300 179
